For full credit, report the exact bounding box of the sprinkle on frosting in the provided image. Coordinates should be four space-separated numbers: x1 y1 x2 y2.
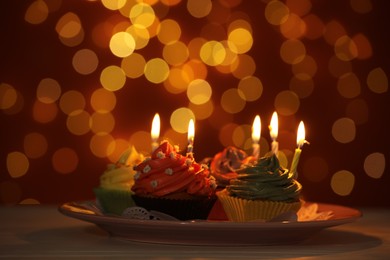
169 152 176 159
185 158 193 166
157 151 165 159
164 168 173 175
150 180 158 188
143 165 151 173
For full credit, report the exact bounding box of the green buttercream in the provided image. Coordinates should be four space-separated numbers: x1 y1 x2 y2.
227 154 301 201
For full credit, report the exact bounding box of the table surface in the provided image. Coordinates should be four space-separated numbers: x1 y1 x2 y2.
0 205 389 259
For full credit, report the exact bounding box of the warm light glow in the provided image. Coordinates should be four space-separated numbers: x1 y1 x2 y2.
188 119 195 144
187 119 195 154
270 111 278 140
252 115 261 143
297 121 306 148
151 113 160 142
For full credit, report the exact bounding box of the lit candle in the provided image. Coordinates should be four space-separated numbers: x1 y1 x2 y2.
290 121 307 179
269 111 279 156
187 119 195 157
151 113 160 152
252 115 261 159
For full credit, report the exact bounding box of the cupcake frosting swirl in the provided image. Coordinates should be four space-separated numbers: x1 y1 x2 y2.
210 146 253 186
100 146 144 191
131 141 216 197
227 154 301 201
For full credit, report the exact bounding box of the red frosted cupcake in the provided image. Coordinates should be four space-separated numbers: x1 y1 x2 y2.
209 146 255 187
131 140 217 220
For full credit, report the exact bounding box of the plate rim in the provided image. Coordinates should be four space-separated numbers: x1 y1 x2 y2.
58 201 362 245
58 201 362 229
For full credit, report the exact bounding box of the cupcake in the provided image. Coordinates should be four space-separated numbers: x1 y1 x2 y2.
94 146 144 215
217 153 302 222
205 146 254 220
131 140 217 220
208 146 254 187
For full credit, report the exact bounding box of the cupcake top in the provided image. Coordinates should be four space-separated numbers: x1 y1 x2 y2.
131 140 216 197
99 146 145 191
209 146 254 187
227 154 301 202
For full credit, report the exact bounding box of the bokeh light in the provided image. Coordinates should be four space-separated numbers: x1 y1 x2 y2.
237 76 263 102
55 12 84 47
187 79 212 105
331 170 355 196
52 147 79 174
24 0 49 25
0 83 18 110
332 117 356 143
274 90 300 116
187 0 212 18
221 88 246 114
6 152 29 178
36 78 61 104
72 49 99 75
59 90 86 115
109 31 136 57
144 58 170 83
23 132 48 159
364 152 385 179
367 67 388 94
170 108 195 133
121 53 146 78
100 65 126 91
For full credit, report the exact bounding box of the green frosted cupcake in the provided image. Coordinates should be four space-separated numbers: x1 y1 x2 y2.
217 154 302 222
94 146 144 215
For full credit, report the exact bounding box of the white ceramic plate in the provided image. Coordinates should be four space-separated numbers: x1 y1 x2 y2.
58 201 361 245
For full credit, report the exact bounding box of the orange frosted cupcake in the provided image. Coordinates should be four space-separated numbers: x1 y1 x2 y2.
217 154 302 222
131 140 217 220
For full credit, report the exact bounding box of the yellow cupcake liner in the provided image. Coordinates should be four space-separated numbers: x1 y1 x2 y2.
216 189 301 222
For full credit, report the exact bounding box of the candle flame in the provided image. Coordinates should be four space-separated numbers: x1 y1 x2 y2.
270 111 278 139
188 119 195 143
252 115 261 143
151 113 160 141
297 121 305 148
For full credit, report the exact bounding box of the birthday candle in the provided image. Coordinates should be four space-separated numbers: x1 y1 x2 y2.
290 121 306 179
151 113 160 152
187 119 195 157
252 115 261 160
269 112 279 156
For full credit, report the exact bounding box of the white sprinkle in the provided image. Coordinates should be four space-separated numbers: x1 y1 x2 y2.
150 180 158 188
144 157 152 162
188 166 194 173
169 152 176 159
165 168 173 175
201 163 209 169
185 158 193 166
134 172 141 180
143 165 151 173
157 151 165 159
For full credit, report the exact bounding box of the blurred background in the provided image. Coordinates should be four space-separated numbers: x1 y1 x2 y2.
0 0 389 207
